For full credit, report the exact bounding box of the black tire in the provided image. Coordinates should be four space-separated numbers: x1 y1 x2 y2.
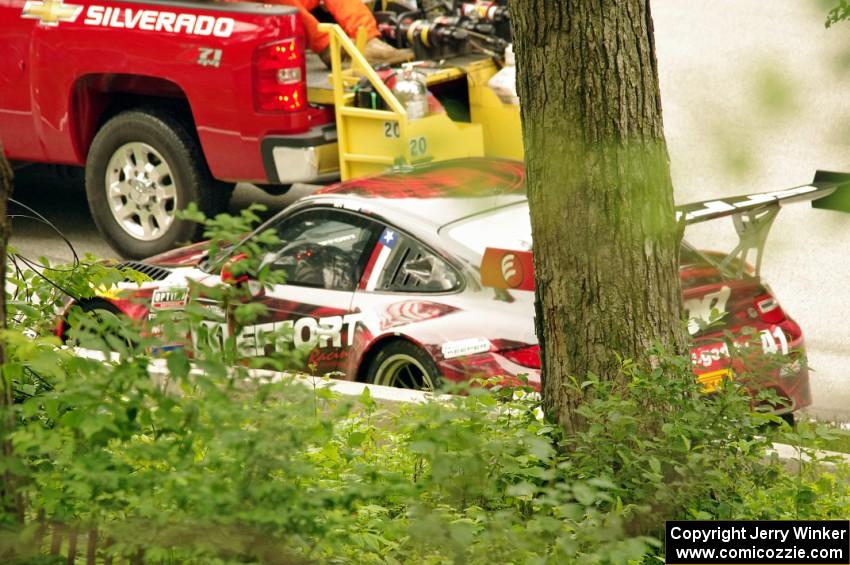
218 181 236 212
257 183 292 197
85 109 225 259
365 340 441 391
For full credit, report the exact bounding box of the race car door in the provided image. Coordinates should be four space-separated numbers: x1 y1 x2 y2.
236 207 381 374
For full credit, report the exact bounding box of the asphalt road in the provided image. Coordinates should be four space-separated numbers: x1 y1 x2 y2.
8 167 314 261
8 0 850 420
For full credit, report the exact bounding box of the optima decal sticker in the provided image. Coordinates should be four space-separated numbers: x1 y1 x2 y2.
151 287 189 310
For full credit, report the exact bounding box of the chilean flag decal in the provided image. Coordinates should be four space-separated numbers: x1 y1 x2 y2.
360 228 398 290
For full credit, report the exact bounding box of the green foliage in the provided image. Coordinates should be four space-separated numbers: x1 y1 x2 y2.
774 419 850 455
827 0 850 27
749 419 850 520
6 248 143 338
182 202 286 289
0 339 656 563
3 336 849 563
558 352 850 532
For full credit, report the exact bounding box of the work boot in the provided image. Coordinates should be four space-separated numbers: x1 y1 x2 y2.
318 47 333 69
363 38 414 66
318 47 351 70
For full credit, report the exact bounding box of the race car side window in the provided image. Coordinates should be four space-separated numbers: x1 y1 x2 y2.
267 210 379 291
374 234 460 293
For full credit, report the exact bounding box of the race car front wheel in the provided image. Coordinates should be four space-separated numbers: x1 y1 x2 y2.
62 299 135 349
86 109 227 259
366 340 441 391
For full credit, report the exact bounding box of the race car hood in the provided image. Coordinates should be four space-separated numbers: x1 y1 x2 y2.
144 241 210 268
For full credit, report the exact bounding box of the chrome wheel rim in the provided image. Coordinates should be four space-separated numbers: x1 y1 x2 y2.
374 353 436 390
105 142 177 241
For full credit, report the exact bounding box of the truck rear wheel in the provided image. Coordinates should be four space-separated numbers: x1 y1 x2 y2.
86 109 224 259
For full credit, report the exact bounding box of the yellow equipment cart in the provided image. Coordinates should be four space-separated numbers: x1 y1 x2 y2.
309 24 522 181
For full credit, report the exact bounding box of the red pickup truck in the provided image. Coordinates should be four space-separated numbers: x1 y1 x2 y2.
0 0 338 258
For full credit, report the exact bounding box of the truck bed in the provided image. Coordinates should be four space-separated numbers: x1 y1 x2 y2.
306 52 493 105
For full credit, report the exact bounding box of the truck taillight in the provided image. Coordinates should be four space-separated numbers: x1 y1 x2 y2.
254 39 306 113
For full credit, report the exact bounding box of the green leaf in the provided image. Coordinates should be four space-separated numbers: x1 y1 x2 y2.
448 519 476 547
347 431 367 448
572 482 596 506
22 397 41 419
59 409 85 430
167 351 191 380
28 350 65 379
649 457 661 474
796 486 817 506
44 398 60 421
507 482 535 497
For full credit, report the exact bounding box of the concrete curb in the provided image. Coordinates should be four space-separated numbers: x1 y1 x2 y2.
73 347 446 405
770 442 850 471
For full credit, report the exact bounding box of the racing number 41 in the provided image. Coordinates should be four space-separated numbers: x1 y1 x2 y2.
761 326 789 355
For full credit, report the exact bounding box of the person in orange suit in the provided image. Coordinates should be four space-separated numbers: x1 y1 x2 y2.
262 0 414 66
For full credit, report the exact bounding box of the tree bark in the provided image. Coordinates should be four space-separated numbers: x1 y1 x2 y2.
509 0 687 434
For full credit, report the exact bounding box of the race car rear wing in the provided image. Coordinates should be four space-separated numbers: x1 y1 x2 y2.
676 170 850 277
675 171 850 224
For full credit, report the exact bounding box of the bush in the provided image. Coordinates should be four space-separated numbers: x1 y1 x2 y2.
1 337 652 563
3 335 849 563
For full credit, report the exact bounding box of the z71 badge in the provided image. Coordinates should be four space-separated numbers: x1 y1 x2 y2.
198 47 222 67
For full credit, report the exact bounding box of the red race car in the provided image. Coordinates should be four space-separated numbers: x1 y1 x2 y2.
58 159 848 416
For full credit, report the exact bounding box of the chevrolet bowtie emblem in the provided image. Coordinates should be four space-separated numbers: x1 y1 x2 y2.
21 0 83 26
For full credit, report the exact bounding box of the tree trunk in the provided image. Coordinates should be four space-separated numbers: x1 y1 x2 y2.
0 148 21 522
509 0 687 434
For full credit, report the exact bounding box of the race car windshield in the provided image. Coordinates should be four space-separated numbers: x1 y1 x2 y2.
443 202 532 257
